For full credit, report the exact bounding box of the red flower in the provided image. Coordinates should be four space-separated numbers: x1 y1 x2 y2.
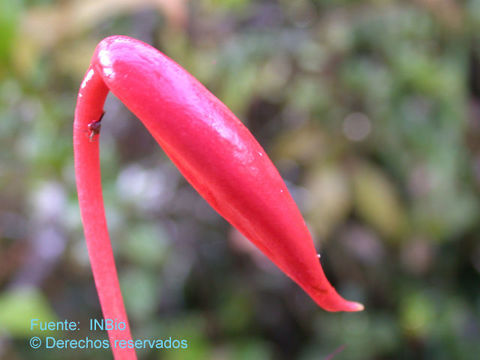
74 36 363 360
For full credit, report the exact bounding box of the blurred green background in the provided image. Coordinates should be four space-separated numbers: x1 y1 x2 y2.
1 0 479 359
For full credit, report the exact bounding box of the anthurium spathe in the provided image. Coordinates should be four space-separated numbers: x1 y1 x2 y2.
74 35 363 359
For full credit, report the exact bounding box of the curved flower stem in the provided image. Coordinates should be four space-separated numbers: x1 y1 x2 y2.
74 66 136 360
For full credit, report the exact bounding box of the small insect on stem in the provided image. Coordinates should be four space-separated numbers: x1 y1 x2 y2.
87 111 105 142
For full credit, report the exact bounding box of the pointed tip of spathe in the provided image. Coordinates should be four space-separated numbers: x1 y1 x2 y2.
349 301 365 312
310 289 365 312
336 300 364 312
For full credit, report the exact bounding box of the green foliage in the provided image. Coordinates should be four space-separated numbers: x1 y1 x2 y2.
0 288 58 337
0 0 22 67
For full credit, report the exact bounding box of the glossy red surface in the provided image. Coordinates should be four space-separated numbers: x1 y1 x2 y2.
74 35 362 359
